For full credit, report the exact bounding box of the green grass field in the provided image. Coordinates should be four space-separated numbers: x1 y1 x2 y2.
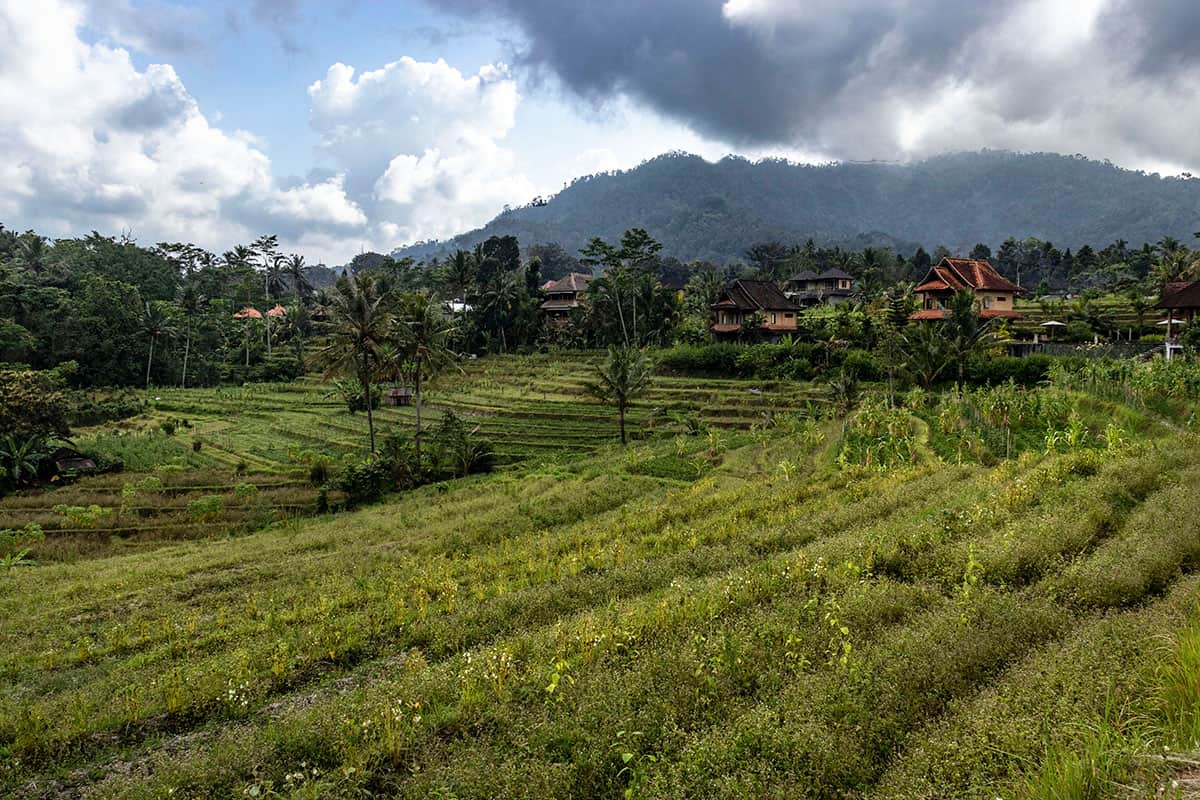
2 356 1200 799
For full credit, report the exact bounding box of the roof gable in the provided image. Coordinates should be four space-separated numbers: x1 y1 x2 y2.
916 257 1022 294
544 272 593 294
1158 281 1200 309
713 279 797 311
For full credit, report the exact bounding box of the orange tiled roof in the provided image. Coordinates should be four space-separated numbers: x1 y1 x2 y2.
915 257 1023 295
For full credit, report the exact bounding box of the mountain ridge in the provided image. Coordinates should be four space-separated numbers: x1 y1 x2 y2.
393 150 1200 264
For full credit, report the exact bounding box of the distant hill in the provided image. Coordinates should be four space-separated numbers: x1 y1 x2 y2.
393 150 1200 264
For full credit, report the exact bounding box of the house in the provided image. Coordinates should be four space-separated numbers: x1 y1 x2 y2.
540 272 592 321
710 279 800 339
784 268 855 306
1156 281 1200 346
911 257 1024 321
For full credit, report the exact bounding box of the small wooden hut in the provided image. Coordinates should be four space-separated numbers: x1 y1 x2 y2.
384 387 414 407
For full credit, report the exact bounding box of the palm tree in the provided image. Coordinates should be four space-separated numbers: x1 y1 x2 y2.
139 301 177 389
586 346 651 445
317 273 391 452
943 289 993 390
445 249 476 307
176 282 207 388
900 322 951 389
392 293 459 463
266 255 289 302
285 254 313 304
14 235 50 274
480 269 522 352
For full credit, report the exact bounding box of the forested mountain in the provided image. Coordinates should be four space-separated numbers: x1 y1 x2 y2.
394 150 1200 264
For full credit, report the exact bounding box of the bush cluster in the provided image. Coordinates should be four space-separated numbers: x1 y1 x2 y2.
656 343 882 381
332 412 496 506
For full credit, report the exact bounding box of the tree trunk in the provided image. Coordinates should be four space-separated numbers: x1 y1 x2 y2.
266 317 272 357
619 401 627 445
145 335 155 389
414 364 423 466
181 322 191 389
245 323 250 367
362 356 376 453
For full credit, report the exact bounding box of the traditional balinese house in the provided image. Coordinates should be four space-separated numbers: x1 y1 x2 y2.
710 279 800 340
911 257 1024 321
540 272 593 322
784 268 855 306
1155 281 1200 354
1156 281 1200 328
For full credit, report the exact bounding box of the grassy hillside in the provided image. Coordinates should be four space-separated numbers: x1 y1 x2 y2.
3 359 1200 798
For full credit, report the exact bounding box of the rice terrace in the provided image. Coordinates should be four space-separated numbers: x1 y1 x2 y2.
6 342 1200 798
9 2 1200 796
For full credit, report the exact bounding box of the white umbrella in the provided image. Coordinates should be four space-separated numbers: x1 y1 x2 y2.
1157 318 1187 325
1040 320 1067 327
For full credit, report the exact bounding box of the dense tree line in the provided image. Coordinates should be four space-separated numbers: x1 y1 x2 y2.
5 214 1200 391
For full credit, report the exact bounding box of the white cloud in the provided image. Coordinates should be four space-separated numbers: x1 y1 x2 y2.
0 0 388 262
307 56 537 243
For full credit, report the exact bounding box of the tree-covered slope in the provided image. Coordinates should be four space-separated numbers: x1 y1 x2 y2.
395 150 1200 262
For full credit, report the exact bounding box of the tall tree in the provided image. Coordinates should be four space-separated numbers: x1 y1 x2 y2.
176 282 207 388
318 273 391 452
392 293 459 464
285 254 313 303
139 301 177 389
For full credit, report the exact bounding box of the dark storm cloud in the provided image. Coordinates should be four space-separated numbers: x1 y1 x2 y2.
431 0 1014 146
430 0 1200 165
1099 0 1200 75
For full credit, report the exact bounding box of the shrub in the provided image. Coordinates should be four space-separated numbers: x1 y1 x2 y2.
187 495 225 522
655 344 745 376
68 392 143 427
327 379 381 413
835 349 882 382
963 355 1058 387
656 343 815 379
0 523 44 568
0 368 70 441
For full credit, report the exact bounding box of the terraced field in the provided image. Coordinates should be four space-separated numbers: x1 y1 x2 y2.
2 369 1199 799
0 354 824 560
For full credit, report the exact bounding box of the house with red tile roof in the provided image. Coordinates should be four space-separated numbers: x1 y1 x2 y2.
710 279 799 339
911 257 1025 321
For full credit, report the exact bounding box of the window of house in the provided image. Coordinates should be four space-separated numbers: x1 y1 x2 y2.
770 313 777 324
996 296 1007 302
982 296 991 309
784 312 794 318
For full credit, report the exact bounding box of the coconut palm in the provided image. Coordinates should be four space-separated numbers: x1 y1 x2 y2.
176 282 208 388
585 346 651 445
139 301 177 389
317 273 391 452
13 235 50 274
943 289 994 390
285 254 313 304
392 293 459 463
480 269 522 352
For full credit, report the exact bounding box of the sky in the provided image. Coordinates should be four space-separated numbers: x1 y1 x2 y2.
3 0 1200 264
